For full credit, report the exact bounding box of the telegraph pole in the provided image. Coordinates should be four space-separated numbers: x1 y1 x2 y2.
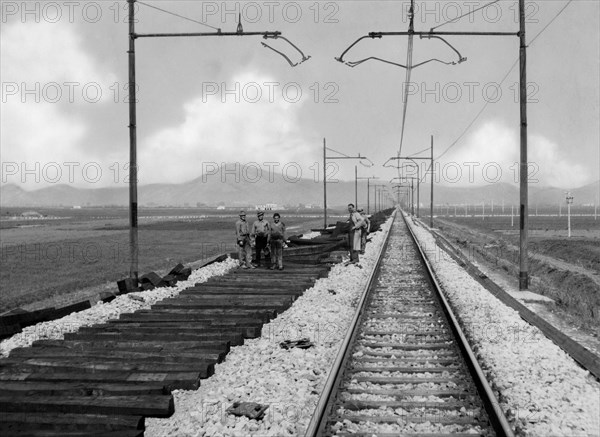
128 0 138 282
337 3 529 292
323 144 371 228
518 0 529 290
323 138 327 229
354 166 358 208
391 175 418 216
373 184 387 212
393 183 410 212
387 142 433 224
566 192 574 238
367 178 370 213
124 1 307 282
511 205 514 227
357 176 379 214
430 135 434 228
402 164 420 217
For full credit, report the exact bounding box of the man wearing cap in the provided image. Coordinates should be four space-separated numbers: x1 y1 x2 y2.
235 210 253 269
347 203 365 265
268 213 286 270
252 210 271 268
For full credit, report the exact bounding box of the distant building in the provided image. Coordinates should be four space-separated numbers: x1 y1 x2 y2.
73 206 82 209
216 205 226 210
255 203 284 211
21 211 43 217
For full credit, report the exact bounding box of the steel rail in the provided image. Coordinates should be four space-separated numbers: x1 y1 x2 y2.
401 212 515 437
304 210 397 436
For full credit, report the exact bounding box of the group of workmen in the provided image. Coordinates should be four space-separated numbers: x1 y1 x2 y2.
235 210 286 270
235 203 371 270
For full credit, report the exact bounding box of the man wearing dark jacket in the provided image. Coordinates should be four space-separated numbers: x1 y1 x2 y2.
235 210 253 269
252 210 270 268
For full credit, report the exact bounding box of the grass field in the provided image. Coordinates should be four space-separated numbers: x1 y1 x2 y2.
430 214 600 270
0 207 333 313
428 212 600 330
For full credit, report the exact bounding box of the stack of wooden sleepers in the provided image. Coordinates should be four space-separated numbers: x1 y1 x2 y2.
0 251 334 436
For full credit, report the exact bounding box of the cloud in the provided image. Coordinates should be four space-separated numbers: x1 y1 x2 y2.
441 120 591 188
529 134 591 189
139 71 317 185
1 22 118 189
1 22 115 84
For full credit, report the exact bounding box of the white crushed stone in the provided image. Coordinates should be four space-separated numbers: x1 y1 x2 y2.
408 216 600 437
299 232 322 240
0 258 239 357
145 219 393 437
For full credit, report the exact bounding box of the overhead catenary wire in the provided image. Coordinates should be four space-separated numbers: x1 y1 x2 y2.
397 1 416 171
435 0 574 160
411 145 431 156
326 146 355 159
528 0 573 45
137 1 221 31
430 0 501 32
435 59 516 160
397 37 414 158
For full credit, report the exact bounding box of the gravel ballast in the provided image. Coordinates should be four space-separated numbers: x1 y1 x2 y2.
408 217 600 437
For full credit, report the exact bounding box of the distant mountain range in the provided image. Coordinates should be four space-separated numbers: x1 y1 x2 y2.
417 181 600 208
1 167 598 208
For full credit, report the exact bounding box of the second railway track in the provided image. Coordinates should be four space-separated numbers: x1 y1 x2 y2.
307 212 514 436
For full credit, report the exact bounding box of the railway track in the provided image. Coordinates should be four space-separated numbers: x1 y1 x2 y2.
307 213 514 436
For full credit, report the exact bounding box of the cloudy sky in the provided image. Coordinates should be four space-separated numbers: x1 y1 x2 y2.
1 0 598 192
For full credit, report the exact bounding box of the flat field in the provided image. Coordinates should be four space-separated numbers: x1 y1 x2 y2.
0 207 331 313
430 211 600 329
435 213 600 271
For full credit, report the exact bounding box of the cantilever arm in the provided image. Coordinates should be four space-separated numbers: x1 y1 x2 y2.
334 34 382 64
382 158 397 168
261 42 296 67
262 34 311 67
346 56 408 68
360 157 375 167
420 34 467 64
347 56 458 69
412 57 460 68
336 32 466 69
